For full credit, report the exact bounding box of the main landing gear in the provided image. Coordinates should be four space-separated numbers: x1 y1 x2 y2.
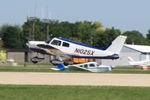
31 56 44 64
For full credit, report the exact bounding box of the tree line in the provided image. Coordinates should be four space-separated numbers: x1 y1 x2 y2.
0 19 150 49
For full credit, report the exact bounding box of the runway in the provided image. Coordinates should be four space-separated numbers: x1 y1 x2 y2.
0 72 150 87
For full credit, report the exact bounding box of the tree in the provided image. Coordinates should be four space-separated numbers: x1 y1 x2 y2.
22 19 45 41
1 25 24 48
0 20 123 49
92 27 121 48
146 30 150 45
123 30 147 45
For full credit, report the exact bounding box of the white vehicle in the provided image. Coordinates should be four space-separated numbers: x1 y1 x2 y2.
128 57 150 67
27 35 127 64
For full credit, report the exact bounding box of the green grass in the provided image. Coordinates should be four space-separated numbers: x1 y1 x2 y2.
0 66 150 74
0 66 52 72
0 85 150 100
108 67 150 74
0 66 90 73
109 70 150 74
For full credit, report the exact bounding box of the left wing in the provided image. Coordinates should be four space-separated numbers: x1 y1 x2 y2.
37 44 70 59
27 41 70 59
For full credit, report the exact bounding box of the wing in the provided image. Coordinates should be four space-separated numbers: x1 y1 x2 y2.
37 44 70 59
68 64 92 72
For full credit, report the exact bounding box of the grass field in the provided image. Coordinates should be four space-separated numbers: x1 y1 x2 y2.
0 85 150 100
0 66 52 72
18 62 51 66
0 66 150 74
109 67 150 74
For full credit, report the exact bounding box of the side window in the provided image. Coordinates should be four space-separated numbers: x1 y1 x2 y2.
51 40 61 46
89 64 95 67
62 42 70 47
84 64 88 68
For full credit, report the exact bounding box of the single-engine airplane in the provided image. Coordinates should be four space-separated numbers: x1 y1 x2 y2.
128 57 150 67
27 35 127 64
51 62 114 72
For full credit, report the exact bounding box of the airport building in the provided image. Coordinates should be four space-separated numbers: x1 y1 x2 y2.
102 44 150 66
7 49 51 63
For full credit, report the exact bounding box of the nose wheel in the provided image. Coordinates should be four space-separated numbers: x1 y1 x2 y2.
31 56 44 64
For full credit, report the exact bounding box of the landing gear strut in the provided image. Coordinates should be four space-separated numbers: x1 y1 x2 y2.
31 56 44 64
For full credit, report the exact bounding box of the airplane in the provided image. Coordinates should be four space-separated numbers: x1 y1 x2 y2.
68 62 114 72
27 35 127 64
26 41 49 63
51 62 114 72
128 57 150 67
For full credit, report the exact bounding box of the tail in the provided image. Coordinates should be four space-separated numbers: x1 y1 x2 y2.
51 64 67 71
106 35 127 54
128 57 134 63
127 57 137 65
57 64 66 70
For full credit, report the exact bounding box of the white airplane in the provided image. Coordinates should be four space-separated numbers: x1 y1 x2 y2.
51 62 114 72
68 62 114 72
128 57 150 67
27 35 127 64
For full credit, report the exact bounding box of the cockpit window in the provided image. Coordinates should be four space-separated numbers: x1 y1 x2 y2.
51 40 61 46
62 42 70 47
84 64 88 68
89 64 95 67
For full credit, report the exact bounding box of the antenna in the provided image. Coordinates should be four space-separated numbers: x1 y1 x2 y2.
34 0 37 17
27 9 30 19
40 7 44 19
27 5 38 41
41 6 52 41
46 6 48 19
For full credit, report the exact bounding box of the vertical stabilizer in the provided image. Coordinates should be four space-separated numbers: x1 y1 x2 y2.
128 57 134 62
51 64 67 71
128 57 135 65
106 35 127 54
57 64 66 70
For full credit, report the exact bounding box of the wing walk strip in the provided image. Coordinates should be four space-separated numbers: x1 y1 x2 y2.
0 72 150 87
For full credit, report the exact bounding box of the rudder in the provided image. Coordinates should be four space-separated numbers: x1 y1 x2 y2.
106 35 127 54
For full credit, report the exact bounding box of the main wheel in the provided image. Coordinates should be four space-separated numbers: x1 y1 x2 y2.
31 57 38 64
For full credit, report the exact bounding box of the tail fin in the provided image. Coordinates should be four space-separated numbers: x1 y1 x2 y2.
51 64 66 71
106 35 127 54
127 57 136 65
57 64 66 70
128 57 134 63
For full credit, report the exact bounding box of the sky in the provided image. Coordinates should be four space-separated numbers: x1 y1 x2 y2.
0 0 150 34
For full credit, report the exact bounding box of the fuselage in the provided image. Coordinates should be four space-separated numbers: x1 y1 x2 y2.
27 35 127 60
47 37 119 59
130 60 150 66
68 62 113 72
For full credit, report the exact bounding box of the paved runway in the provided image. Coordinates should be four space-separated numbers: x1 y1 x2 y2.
0 72 150 87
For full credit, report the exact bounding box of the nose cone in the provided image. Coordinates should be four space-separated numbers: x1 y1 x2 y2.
26 41 37 48
26 41 46 48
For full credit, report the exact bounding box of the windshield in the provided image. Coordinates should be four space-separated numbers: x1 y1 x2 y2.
51 40 61 46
